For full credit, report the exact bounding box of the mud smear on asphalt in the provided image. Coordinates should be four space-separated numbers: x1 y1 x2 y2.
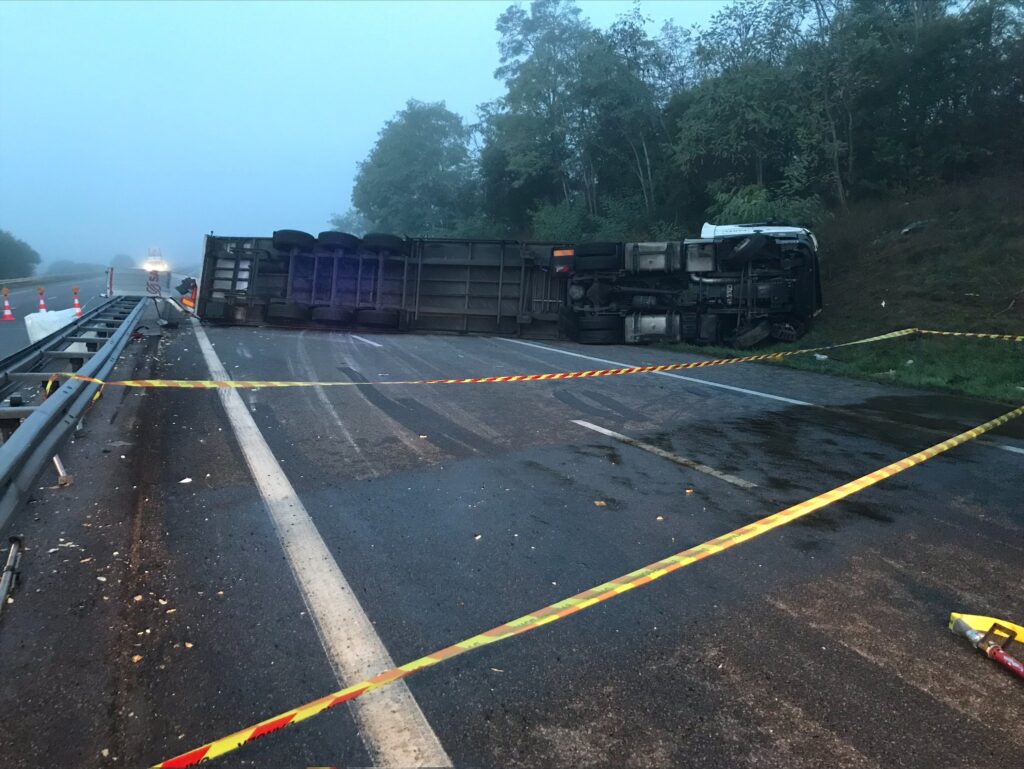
573 443 623 465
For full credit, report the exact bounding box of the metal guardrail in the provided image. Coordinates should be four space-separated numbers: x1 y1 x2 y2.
0 296 145 531
0 271 107 289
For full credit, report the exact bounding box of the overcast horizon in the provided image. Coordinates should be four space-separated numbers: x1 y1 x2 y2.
0 0 725 270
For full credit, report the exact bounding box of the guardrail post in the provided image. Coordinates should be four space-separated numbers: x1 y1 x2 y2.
52 454 73 487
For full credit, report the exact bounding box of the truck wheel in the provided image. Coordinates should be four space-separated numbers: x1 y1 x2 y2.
272 229 316 252
577 315 621 330
311 306 355 324
266 303 310 322
732 319 772 348
579 328 624 344
361 233 405 253
356 308 400 327
317 232 361 251
770 319 805 342
577 315 623 344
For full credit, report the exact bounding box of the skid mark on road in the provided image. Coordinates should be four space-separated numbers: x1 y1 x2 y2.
193 322 451 768
293 332 379 480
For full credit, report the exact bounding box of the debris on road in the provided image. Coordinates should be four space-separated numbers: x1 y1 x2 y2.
949 612 1024 681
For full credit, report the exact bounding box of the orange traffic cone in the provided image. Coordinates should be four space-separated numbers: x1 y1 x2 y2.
72 287 83 317
1 288 14 321
37 287 47 312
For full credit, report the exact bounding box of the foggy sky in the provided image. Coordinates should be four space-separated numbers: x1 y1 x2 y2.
0 1 724 269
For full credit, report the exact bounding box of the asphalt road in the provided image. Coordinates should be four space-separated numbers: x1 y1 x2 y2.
1 314 1021 769
0 273 109 358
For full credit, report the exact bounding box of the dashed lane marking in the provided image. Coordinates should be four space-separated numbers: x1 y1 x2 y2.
572 419 758 489
351 334 384 348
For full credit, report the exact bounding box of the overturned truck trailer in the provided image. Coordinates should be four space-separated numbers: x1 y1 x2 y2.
197 224 821 346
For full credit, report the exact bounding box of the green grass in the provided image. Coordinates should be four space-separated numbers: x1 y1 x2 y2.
664 175 1024 403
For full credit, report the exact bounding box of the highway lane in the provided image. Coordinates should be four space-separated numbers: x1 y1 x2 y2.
0 273 108 358
0 319 1021 768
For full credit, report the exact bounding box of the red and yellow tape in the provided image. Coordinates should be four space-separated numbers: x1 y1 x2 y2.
69 328 922 390
151 403 1024 768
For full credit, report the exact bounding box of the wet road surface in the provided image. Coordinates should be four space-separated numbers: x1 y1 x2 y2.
0 273 109 358
1 313 1021 768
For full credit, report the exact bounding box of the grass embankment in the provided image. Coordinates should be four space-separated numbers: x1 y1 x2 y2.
667 176 1024 403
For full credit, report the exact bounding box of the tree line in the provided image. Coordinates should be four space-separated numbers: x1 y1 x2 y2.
336 0 1024 242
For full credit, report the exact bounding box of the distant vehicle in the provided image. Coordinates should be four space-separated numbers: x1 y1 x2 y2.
142 248 169 272
142 256 169 272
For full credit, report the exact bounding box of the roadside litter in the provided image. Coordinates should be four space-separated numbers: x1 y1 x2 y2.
949 612 1024 681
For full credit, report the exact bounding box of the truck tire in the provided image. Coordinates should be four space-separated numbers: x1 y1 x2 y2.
356 308 400 327
317 232 361 251
732 319 772 348
311 306 355 324
579 328 624 344
361 233 405 253
577 314 623 344
266 302 310 322
272 229 316 252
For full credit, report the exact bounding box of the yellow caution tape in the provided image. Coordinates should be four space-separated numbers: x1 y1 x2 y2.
949 612 1024 642
67 328 920 389
918 329 1024 342
152 403 1024 768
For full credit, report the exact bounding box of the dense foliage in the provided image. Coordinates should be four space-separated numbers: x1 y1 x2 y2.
0 229 41 279
340 0 1023 241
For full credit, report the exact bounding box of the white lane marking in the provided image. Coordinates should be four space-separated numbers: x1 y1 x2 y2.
192 322 450 768
503 339 1024 458
351 333 384 348
499 337 810 406
572 419 758 490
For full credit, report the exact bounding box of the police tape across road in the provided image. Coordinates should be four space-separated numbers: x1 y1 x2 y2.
59 326 1022 390
150 402 1024 768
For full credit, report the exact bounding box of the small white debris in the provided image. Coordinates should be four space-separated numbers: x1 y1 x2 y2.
96 576 107 583
905 359 914 366
101 749 110 758
813 353 829 361
178 477 192 484
473 534 482 540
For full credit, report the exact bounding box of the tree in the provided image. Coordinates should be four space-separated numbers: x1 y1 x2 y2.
328 208 374 236
351 100 474 235
0 230 41 279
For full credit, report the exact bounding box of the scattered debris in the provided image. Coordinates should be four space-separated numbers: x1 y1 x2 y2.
131 655 143 663
593 500 607 507
96 576 107 583
473 534 482 541
178 477 192 484
133 595 143 602
813 353 829 361
656 515 664 521
184 642 194 649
